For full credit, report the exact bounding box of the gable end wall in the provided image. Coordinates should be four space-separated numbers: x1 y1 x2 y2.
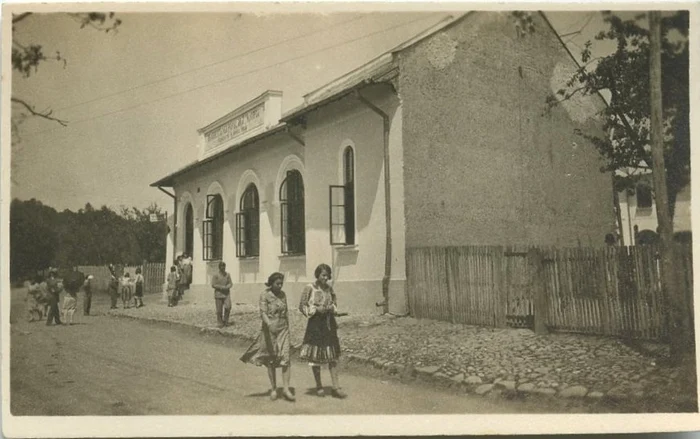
399 12 615 247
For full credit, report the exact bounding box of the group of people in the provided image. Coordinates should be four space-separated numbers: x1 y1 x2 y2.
108 267 145 310
165 254 192 307
26 267 95 326
210 262 348 402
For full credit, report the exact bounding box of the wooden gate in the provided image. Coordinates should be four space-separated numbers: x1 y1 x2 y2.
143 262 165 295
503 249 534 328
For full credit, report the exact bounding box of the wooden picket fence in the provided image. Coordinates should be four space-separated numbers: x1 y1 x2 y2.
76 262 165 294
406 244 693 341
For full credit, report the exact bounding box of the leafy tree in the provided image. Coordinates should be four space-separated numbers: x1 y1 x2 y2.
10 198 59 280
9 198 166 280
545 11 689 219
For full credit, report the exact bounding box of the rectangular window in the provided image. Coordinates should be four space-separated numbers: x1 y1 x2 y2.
329 185 355 245
236 212 260 257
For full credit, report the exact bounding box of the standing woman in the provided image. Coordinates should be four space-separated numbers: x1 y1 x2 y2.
133 267 144 308
298 263 347 399
240 272 295 402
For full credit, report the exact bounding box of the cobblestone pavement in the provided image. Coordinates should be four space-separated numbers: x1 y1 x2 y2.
112 293 697 413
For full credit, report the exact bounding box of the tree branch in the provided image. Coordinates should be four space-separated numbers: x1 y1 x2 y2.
11 97 68 126
66 13 121 33
12 12 32 24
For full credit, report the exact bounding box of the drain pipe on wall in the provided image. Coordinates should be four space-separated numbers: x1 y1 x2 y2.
355 90 392 315
158 186 177 261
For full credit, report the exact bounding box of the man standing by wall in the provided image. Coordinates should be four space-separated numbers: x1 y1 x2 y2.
211 261 233 328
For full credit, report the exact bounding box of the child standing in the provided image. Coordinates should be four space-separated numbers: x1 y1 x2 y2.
166 265 178 307
133 267 144 308
298 263 347 399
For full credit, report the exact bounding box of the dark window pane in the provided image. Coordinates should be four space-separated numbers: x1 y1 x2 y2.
637 184 653 209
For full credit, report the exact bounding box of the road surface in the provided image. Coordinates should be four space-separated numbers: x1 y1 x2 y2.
10 288 593 415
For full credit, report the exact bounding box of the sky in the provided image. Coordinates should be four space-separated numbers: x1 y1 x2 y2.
8 7 622 213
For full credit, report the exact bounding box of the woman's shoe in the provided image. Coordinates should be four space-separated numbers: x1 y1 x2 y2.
316 387 325 397
331 388 347 399
270 389 278 401
282 388 296 402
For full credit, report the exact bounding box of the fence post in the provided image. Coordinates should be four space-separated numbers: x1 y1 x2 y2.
494 246 507 328
444 247 456 324
528 247 549 335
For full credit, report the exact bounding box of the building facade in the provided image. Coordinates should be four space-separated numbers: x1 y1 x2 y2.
617 176 691 245
152 12 616 314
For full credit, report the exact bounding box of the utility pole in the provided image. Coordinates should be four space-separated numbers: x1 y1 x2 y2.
649 11 688 364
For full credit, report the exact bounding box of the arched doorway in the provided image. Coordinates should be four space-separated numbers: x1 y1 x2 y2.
184 203 194 257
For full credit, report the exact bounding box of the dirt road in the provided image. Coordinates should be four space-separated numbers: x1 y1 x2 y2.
9 288 593 416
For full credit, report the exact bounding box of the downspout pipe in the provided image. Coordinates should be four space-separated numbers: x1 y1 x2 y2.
355 90 392 315
158 186 177 261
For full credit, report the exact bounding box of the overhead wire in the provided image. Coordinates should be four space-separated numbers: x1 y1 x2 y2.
21 13 446 139
51 15 368 113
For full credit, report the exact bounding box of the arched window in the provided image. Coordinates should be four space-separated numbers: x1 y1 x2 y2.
330 146 356 245
203 194 224 260
236 184 259 257
280 170 305 255
184 203 194 257
637 184 653 209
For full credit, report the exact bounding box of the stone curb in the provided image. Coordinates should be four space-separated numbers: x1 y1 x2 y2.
111 312 258 344
111 312 646 405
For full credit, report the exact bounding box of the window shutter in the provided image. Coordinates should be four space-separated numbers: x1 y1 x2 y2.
330 185 347 245
249 210 259 257
345 183 355 245
202 220 212 260
235 212 246 257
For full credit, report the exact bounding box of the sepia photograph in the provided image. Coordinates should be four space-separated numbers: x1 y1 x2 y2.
2 1 698 436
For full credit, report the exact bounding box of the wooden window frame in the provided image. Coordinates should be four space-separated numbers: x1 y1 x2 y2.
280 170 305 255
329 147 355 245
236 185 260 258
203 194 223 261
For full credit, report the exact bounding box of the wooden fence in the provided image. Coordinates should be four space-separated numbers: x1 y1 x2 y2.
76 262 165 294
406 244 693 341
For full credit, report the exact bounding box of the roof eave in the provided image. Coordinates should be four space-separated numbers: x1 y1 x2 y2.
281 71 398 124
150 123 288 188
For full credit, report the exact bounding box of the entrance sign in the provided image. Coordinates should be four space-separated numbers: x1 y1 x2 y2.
204 104 264 151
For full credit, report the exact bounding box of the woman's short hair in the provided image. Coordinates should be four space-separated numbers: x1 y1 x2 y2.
135 267 142 274
314 263 332 280
218 261 226 270
265 272 285 287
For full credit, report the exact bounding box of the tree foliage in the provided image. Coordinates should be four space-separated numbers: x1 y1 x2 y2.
10 198 166 280
545 11 690 216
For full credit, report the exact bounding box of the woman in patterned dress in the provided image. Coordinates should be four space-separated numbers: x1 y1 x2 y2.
240 272 295 402
298 263 347 399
